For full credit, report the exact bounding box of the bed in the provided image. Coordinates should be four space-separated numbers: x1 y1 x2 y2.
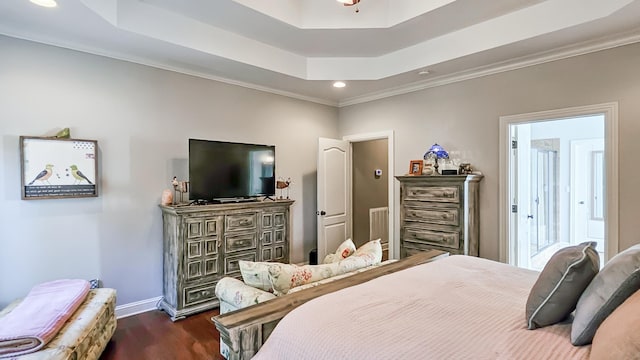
251 255 591 360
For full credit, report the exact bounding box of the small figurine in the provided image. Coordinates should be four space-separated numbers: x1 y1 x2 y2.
276 177 291 199
171 176 181 204
55 128 70 138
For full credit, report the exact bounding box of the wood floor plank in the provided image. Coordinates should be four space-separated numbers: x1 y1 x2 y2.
100 309 224 360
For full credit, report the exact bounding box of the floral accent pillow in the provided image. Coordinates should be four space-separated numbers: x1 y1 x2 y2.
269 240 383 295
323 238 357 264
215 277 276 311
354 239 383 261
336 239 383 273
268 262 340 295
239 261 274 292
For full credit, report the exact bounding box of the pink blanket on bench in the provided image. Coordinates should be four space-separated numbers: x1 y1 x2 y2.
0 279 90 358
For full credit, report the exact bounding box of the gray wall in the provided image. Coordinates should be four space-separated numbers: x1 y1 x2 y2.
0 36 338 307
352 139 388 247
338 42 640 261
3 34 640 308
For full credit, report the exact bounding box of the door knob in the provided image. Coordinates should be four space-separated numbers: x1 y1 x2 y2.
578 201 585 204
527 215 534 219
317 210 326 216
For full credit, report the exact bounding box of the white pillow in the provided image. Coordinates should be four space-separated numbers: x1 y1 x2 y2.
322 238 356 264
334 239 383 274
239 261 273 292
353 239 382 263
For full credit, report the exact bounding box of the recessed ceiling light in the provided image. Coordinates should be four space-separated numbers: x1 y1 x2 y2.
336 0 360 5
333 81 346 88
418 70 431 76
30 0 57 8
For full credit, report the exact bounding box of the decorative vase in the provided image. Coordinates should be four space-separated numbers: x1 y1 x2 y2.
161 189 173 205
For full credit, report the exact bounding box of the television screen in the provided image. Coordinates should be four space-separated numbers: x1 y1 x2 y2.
189 139 275 201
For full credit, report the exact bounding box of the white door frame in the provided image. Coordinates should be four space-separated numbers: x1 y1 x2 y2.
343 130 396 259
513 123 533 268
498 103 619 264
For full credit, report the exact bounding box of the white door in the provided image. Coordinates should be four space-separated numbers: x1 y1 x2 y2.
571 139 605 253
317 138 351 262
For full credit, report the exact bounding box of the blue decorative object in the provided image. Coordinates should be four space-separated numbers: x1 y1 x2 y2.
424 143 449 174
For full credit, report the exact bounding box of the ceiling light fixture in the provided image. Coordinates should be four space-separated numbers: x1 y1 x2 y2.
30 0 57 7
337 0 361 13
333 81 346 88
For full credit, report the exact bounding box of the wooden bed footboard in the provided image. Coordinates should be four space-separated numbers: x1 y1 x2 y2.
212 250 448 360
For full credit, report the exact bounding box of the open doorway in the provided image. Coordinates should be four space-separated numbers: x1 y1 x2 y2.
499 103 619 270
317 131 395 263
352 139 389 259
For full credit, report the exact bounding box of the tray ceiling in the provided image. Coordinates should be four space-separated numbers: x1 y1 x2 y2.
1 0 639 106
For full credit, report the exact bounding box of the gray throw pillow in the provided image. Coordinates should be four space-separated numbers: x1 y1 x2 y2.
526 241 599 330
571 244 640 345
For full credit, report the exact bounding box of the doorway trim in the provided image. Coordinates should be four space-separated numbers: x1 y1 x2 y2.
343 130 396 259
498 103 618 264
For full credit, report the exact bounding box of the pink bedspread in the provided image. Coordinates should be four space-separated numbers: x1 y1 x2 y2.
0 279 90 358
254 255 591 360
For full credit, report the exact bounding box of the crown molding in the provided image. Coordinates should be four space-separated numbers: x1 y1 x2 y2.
2 27 639 109
338 28 640 107
0 31 338 107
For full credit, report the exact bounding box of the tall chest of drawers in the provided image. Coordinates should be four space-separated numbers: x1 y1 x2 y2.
159 200 293 321
396 175 482 257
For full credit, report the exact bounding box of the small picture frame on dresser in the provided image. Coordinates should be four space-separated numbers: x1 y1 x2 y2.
409 160 423 175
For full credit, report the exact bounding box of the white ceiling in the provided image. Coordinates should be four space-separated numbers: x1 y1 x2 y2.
1 0 639 106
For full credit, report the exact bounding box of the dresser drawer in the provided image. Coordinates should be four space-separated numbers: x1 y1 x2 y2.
405 207 459 226
403 227 460 249
183 282 216 307
225 213 257 231
224 252 257 275
405 185 459 203
225 232 257 253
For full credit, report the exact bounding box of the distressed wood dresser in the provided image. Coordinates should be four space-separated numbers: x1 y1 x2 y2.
159 199 294 321
396 175 482 257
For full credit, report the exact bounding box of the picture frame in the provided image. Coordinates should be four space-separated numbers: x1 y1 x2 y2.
20 136 98 200
409 160 423 176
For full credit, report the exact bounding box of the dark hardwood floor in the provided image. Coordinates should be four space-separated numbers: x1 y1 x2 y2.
100 309 225 360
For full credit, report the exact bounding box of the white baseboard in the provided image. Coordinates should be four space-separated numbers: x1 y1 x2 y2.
115 296 163 319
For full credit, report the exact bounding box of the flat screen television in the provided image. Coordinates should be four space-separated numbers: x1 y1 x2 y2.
189 139 275 202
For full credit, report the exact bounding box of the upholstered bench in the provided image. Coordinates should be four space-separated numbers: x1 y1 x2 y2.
0 288 116 360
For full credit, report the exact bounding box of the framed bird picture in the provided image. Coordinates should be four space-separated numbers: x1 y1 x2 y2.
20 136 98 200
